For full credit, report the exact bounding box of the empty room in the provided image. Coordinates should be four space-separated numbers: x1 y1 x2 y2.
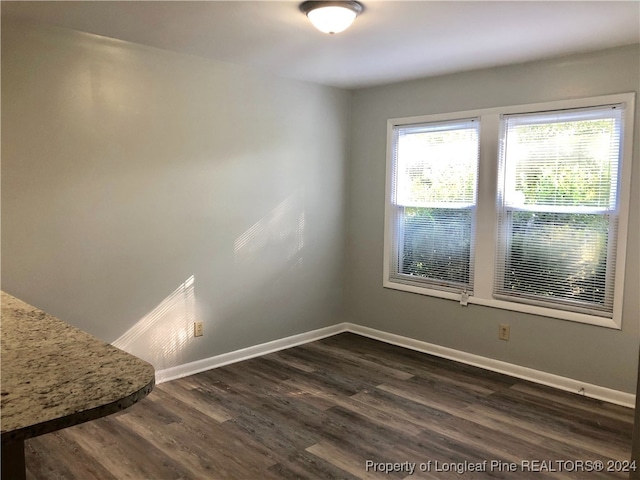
1 1 639 479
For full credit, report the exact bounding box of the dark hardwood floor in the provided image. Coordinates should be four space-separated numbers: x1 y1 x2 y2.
24 333 634 479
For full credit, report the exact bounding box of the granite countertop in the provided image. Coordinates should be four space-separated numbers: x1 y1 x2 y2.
1 291 155 444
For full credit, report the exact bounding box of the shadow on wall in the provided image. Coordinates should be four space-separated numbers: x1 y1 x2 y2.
112 275 196 370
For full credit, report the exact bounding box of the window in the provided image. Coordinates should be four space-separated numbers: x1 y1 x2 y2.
384 94 634 329
387 119 479 293
495 106 624 317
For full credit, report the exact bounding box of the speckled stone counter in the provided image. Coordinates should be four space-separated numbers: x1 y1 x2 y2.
1 291 155 478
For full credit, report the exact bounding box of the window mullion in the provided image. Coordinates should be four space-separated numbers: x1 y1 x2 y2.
473 113 500 299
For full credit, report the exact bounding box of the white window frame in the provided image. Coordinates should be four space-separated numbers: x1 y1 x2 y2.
383 93 635 329
388 118 480 295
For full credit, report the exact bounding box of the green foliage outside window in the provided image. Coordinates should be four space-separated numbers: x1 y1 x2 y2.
505 212 609 306
500 117 617 306
507 118 616 208
401 207 471 285
399 117 617 305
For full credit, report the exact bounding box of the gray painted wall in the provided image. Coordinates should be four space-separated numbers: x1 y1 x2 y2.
1 22 350 371
347 45 640 393
2 19 638 394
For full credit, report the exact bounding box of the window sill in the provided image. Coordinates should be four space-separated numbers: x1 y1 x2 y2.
383 280 621 330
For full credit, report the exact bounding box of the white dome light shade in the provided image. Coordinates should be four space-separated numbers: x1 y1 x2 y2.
300 1 364 34
307 6 356 34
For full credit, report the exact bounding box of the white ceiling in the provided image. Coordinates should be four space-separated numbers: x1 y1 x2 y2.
2 1 639 89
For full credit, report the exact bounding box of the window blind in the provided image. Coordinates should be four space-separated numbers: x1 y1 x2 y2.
494 104 624 316
390 118 479 292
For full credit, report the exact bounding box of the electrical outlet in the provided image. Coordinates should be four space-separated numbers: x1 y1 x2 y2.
194 322 203 337
498 323 510 341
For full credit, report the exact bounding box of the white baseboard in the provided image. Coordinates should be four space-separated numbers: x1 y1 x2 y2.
155 321 635 408
155 323 349 383
345 323 635 408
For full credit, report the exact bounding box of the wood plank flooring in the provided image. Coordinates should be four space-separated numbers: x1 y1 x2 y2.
24 333 634 479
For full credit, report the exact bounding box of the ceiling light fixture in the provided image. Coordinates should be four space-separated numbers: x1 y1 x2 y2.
300 1 364 34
